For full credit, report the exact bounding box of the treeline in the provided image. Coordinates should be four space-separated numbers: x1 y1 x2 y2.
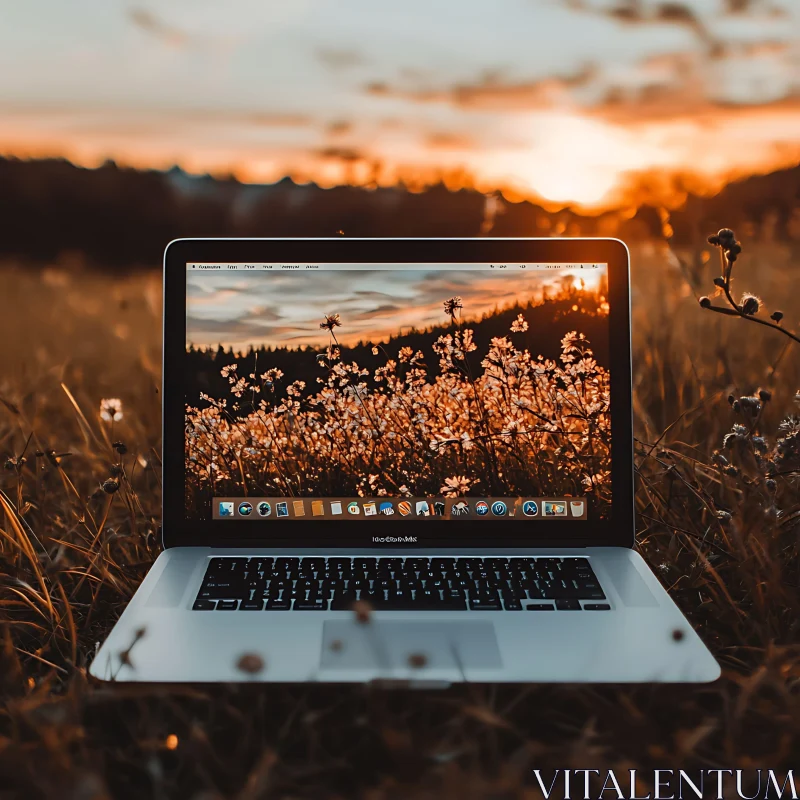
2 155 799 270
185 293 610 412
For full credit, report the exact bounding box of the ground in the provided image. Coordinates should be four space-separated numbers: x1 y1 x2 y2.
1 236 799 799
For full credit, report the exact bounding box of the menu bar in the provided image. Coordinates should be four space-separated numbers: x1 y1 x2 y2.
187 263 605 272
213 497 588 520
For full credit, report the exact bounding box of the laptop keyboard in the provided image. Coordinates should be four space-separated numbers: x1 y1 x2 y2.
192 556 609 611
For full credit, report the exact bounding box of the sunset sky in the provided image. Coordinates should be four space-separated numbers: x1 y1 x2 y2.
1 0 799 208
186 266 604 349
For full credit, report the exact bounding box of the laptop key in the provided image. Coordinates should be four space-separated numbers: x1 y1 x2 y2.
556 599 581 610
581 590 606 600
584 603 611 610
526 603 555 610
294 598 329 610
469 598 502 610
240 600 264 610
330 592 358 610
192 599 216 610
265 598 292 610
216 599 239 610
503 600 523 610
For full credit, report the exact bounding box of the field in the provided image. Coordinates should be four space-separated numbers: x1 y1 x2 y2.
1 233 800 797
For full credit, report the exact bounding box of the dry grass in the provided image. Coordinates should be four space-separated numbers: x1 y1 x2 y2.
1 238 800 799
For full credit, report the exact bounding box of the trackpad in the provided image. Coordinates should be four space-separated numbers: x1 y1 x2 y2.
320 621 502 671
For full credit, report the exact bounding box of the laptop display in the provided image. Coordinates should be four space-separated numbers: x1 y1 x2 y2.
184 261 610 527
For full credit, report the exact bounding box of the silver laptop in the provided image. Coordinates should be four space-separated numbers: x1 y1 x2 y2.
91 237 720 684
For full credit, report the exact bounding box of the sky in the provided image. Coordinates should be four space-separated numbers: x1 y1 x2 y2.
185 266 605 349
1 0 799 208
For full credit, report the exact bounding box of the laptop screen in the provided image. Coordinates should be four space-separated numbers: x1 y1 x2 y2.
184 261 610 529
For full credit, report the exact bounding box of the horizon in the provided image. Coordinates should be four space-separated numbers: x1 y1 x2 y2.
2 0 799 211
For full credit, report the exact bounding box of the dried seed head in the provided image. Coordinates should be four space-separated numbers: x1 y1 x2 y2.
110 464 123 477
765 478 777 493
407 652 428 669
699 296 712 309
741 294 760 315
711 451 729 467
727 242 742 257
113 441 128 454
102 479 119 494
737 396 761 416
771 310 784 323
352 600 372 624
758 389 772 403
236 653 265 674
717 228 735 244
707 234 721 246
713 276 726 288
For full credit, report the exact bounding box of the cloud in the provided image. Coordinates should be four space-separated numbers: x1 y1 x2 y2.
351 303 404 321
315 48 365 70
187 316 312 343
326 120 353 135
364 65 597 110
128 8 189 48
426 132 477 149
316 146 366 162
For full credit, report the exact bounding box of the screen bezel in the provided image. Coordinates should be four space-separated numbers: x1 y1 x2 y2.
163 238 633 550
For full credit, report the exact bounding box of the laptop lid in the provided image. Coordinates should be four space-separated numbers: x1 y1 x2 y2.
162 238 633 550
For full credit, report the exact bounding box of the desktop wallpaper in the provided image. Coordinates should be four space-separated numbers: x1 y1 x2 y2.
0 0 799 795
184 265 611 520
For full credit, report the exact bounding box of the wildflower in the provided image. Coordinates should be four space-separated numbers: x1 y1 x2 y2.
740 293 760 315
320 313 342 331
443 296 463 318
441 475 473 497
100 398 123 422
510 314 528 333
582 471 610 490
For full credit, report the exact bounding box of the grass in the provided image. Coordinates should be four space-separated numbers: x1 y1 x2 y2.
1 236 799 799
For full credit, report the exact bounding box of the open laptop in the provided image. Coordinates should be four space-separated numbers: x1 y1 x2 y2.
90 238 720 684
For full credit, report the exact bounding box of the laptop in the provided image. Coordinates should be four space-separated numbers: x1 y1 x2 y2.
90 238 720 683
